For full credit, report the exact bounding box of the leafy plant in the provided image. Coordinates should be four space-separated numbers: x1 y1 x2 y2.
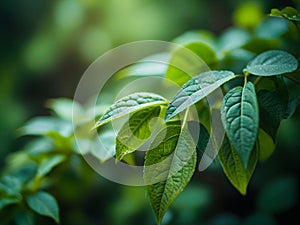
93 8 300 224
0 4 299 225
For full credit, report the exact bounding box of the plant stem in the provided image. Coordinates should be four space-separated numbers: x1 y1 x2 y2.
253 76 262 86
285 74 300 86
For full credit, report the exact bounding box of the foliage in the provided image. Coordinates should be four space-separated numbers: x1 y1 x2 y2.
0 4 300 225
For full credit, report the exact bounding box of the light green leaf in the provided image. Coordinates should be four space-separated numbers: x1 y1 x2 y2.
255 17 289 39
144 125 196 225
257 129 276 161
218 28 251 52
218 136 258 195
221 82 259 168
166 42 218 85
37 155 66 178
270 6 300 22
245 50 298 76
116 61 167 78
165 70 235 121
95 92 167 128
46 98 85 122
172 30 216 47
116 106 161 160
26 191 59 223
18 117 73 138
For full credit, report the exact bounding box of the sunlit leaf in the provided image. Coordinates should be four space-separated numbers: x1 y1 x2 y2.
257 129 276 161
166 42 218 85
245 50 298 76
166 70 235 120
116 106 161 160
95 92 167 128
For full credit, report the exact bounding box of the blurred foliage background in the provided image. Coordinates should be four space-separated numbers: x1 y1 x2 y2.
0 0 299 224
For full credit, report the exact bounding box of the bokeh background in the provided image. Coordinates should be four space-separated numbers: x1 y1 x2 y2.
0 0 299 224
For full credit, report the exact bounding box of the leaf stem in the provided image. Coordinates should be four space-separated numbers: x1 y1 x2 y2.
285 74 300 86
182 108 190 128
253 76 262 86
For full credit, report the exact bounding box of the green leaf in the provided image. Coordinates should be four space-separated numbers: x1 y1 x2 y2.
37 155 66 178
172 30 216 47
95 92 167 128
218 136 258 195
165 42 218 85
255 17 289 39
116 61 167 78
218 28 251 52
221 82 259 168
0 196 22 210
270 6 300 22
257 89 288 140
116 106 161 160
188 121 210 154
165 70 235 120
26 191 59 223
245 50 298 76
257 129 276 161
18 117 73 138
144 125 197 225
46 98 85 122
14 211 34 225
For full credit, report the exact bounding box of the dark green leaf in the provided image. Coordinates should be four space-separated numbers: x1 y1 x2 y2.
26 192 59 223
245 50 298 76
145 125 196 225
0 197 21 210
165 42 218 85
14 211 34 225
257 89 287 140
116 106 161 160
218 136 258 195
166 70 235 120
243 214 277 225
257 176 298 214
221 82 259 168
95 92 167 128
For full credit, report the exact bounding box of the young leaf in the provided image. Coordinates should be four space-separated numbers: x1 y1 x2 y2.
26 192 59 223
144 125 197 225
257 129 276 161
116 106 161 160
257 89 288 140
165 70 235 120
166 42 218 85
218 136 258 195
95 92 167 128
245 50 298 76
37 155 66 178
221 82 259 169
